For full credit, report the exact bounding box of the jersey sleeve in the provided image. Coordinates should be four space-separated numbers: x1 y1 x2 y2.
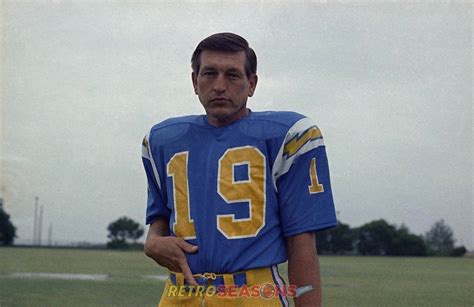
273 117 337 237
142 131 170 224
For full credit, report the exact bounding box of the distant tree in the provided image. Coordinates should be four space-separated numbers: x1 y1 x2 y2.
356 219 396 255
450 246 467 257
389 224 427 256
330 223 355 254
424 220 455 256
356 220 429 256
315 228 331 254
107 217 144 250
0 202 17 246
316 222 354 255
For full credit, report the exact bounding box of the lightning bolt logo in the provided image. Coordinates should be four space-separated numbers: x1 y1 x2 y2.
283 126 322 158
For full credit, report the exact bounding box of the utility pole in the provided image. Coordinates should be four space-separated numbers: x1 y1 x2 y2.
38 205 44 246
48 223 53 246
33 197 39 245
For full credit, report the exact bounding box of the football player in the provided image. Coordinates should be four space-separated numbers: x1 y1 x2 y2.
142 32 337 306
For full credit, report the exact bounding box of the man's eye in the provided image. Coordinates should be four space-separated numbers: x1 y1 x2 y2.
228 73 240 79
202 71 216 76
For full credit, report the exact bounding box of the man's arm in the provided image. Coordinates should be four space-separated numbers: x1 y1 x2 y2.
287 232 321 307
144 217 199 285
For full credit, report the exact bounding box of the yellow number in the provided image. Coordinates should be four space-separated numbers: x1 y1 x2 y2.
167 151 196 239
217 146 266 239
167 147 266 240
308 157 324 194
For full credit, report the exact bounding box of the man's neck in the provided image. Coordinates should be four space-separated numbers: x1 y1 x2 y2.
207 108 250 128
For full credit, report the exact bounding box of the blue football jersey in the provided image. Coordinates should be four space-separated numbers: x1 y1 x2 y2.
142 111 337 274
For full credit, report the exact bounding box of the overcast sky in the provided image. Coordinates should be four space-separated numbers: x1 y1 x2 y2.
1 1 472 249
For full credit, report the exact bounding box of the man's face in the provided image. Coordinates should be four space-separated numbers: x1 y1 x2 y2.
192 50 257 127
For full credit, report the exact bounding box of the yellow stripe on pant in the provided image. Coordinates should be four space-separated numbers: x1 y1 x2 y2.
158 266 290 307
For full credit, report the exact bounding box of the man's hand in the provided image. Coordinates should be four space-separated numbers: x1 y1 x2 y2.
144 218 199 286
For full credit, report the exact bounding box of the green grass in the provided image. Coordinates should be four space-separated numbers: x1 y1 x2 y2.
0 247 473 306
319 256 474 307
0 247 166 307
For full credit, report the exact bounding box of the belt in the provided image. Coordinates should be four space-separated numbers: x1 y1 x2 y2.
169 271 248 287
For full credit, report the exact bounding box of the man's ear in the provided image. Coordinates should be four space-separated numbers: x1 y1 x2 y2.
248 74 258 97
191 72 198 95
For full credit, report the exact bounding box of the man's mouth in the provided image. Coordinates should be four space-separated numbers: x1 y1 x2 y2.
209 98 231 106
210 98 230 102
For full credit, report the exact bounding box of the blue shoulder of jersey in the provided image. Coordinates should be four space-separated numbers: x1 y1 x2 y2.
148 115 205 145
250 111 306 128
242 111 308 140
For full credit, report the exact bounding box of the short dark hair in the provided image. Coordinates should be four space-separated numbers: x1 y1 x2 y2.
191 32 257 77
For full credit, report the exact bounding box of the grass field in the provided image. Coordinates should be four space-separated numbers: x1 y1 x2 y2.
1 247 473 306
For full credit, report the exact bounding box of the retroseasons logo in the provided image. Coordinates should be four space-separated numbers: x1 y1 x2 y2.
167 283 297 299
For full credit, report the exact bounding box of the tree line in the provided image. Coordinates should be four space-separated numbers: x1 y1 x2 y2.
315 219 467 257
0 201 468 257
105 216 466 257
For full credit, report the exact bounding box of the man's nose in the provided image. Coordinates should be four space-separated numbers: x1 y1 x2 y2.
212 74 226 92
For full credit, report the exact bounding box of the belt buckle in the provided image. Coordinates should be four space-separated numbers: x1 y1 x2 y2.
198 272 217 288
202 272 217 281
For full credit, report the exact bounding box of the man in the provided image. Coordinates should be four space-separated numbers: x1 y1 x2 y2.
142 32 337 306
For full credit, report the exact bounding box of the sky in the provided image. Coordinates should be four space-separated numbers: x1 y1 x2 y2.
1 1 472 249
